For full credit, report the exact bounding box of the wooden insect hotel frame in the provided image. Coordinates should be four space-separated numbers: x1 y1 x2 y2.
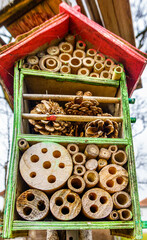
0 3 147 239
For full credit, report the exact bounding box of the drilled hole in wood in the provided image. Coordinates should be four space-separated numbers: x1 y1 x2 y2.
53 150 61 158
30 172 36 178
61 54 70 61
122 210 130 219
61 206 69 215
71 178 82 189
75 154 84 163
88 193 97 201
116 177 124 185
30 155 39 162
108 167 116 175
117 194 127 205
27 193 35 201
100 196 107 204
59 163 65 168
55 197 63 206
42 148 48 153
62 44 70 50
43 161 51 169
23 207 32 215
87 172 96 182
106 180 114 187
71 58 80 66
90 205 98 213
67 194 75 203
48 175 56 183
115 152 125 162
37 200 46 211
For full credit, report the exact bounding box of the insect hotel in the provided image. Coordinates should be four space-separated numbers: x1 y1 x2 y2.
0 3 146 240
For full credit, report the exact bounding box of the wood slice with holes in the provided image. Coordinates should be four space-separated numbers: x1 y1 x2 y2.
16 189 49 221
19 143 73 193
82 188 113 219
50 189 81 220
99 164 128 194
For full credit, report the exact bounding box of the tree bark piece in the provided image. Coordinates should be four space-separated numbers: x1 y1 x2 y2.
50 189 81 220
84 144 99 159
67 143 79 155
18 138 29 152
84 170 99 188
99 164 128 194
20 142 73 193
68 175 85 194
79 230 92 240
82 188 113 219
99 148 111 160
47 230 59 240
117 209 132 221
112 191 131 209
97 159 107 171
85 159 98 171
74 165 86 176
111 150 127 166
16 189 49 221
72 152 86 165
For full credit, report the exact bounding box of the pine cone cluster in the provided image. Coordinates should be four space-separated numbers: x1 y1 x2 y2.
65 91 103 116
85 118 119 138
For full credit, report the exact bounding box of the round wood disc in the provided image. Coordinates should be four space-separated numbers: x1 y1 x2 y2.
16 189 49 220
82 188 113 219
19 142 73 193
50 189 81 220
99 164 128 193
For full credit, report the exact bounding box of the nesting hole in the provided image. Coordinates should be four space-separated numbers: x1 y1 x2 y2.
87 172 96 182
115 152 125 162
89 49 95 55
48 175 56 183
30 155 39 163
107 60 112 65
70 145 76 152
81 69 86 74
103 72 109 78
48 59 54 65
67 194 75 203
91 74 97 77
27 193 35 201
122 210 130 219
41 148 48 153
106 180 114 188
43 161 51 169
77 167 83 173
23 207 32 216
86 59 91 64
100 196 107 204
76 51 83 58
108 167 116 175
59 163 65 168
53 150 61 158
37 200 46 211
90 205 98 213
30 172 36 178
79 42 83 47
61 206 69 215
116 67 122 72
117 194 128 205
62 66 68 72
55 197 63 206
75 154 84 163
88 192 97 201
62 44 70 50
71 58 80 66
61 54 70 61
19 140 25 145
97 55 102 61
110 146 116 152
113 213 117 217
96 63 102 69
71 178 82 189
116 177 124 185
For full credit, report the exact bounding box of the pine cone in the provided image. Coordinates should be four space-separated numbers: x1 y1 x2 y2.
85 119 119 138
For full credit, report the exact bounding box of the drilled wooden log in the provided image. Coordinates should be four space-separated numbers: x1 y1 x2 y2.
85 159 98 171
18 138 29 152
72 152 86 165
67 175 85 194
108 145 118 154
82 188 113 219
107 210 119 220
84 170 99 188
99 164 128 193
50 189 81 220
99 148 111 160
117 209 132 221
84 144 99 159
112 191 131 209
74 165 86 176
111 150 127 166
67 143 79 155
97 159 107 171
16 189 49 220
19 142 73 193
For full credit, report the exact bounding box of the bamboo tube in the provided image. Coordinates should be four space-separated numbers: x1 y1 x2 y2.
76 40 86 51
94 53 105 63
90 72 99 78
78 67 90 76
23 63 31 69
59 42 73 55
60 65 71 74
108 145 118 154
97 159 107 171
112 191 131 209
73 152 86 165
104 59 114 71
107 210 119 220
100 70 111 79
50 189 81 220
67 143 79 155
112 66 123 80
83 57 94 72
94 62 104 74
85 159 98 171
99 148 111 160
111 150 127 166
82 188 113 219
37 51 46 58
31 64 40 70
27 55 39 65
59 53 71 65
65 34 75 46
22 114 123 123
74 165 86 176
117 209 132 221
84 170 99 188
39 55 61 72
18 138 29 152
86 49 97 58
67 175 85 194
69 57 82 74
46 59 57 69
73 49 85 60
84 144 99 159
109 64 117 74
47 46 60 56
23 94 120 103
